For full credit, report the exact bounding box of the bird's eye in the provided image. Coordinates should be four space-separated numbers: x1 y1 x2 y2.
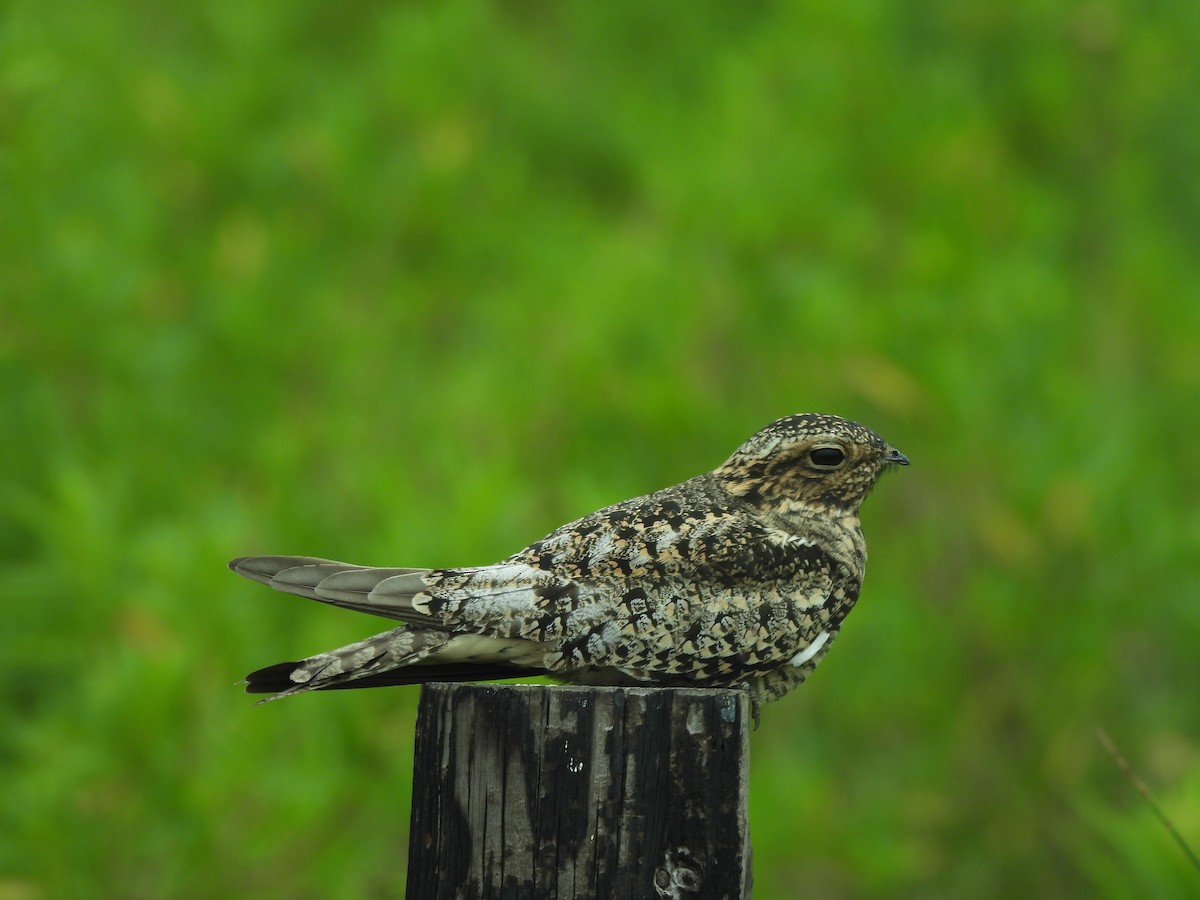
808 447 846 468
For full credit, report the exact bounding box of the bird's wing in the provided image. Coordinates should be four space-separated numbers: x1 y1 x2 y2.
227 482 737 634
230 556 449 628
228 554 585 635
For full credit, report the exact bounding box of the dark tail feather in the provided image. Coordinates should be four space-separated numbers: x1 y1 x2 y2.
244 660 552 694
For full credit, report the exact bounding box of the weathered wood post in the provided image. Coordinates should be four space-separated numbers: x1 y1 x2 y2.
406 683 751 899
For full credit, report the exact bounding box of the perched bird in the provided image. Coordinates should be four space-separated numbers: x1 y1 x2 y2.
231 413 908 709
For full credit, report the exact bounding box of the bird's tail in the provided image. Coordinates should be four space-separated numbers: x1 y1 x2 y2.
243 628 553 701
232 556 552 700
244 625 453 699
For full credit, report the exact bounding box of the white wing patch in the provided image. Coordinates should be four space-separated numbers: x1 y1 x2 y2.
788 630 831 667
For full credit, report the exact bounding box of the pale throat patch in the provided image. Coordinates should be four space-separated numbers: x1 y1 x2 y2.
788 629 831 667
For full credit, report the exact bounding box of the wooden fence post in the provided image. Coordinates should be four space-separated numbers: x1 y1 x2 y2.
406 683 752 900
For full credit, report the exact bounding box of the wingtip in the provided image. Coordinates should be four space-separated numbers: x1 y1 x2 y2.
229 555 360 582
228 556 282 586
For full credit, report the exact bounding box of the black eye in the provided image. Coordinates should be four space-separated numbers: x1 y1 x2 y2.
808 447 845 468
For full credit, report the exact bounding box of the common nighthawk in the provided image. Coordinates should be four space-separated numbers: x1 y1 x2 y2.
231 413 907 707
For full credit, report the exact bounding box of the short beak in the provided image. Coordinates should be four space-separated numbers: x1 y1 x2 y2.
886 447 910 467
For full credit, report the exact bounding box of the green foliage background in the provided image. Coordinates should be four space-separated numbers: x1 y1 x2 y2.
3 1 1199 897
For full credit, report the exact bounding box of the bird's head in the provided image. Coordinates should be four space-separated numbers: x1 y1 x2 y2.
715 413 909 516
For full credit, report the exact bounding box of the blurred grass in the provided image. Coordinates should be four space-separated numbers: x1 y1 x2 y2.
2 0 1199 897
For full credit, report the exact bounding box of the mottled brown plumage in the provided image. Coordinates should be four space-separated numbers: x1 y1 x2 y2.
231 413 907 709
